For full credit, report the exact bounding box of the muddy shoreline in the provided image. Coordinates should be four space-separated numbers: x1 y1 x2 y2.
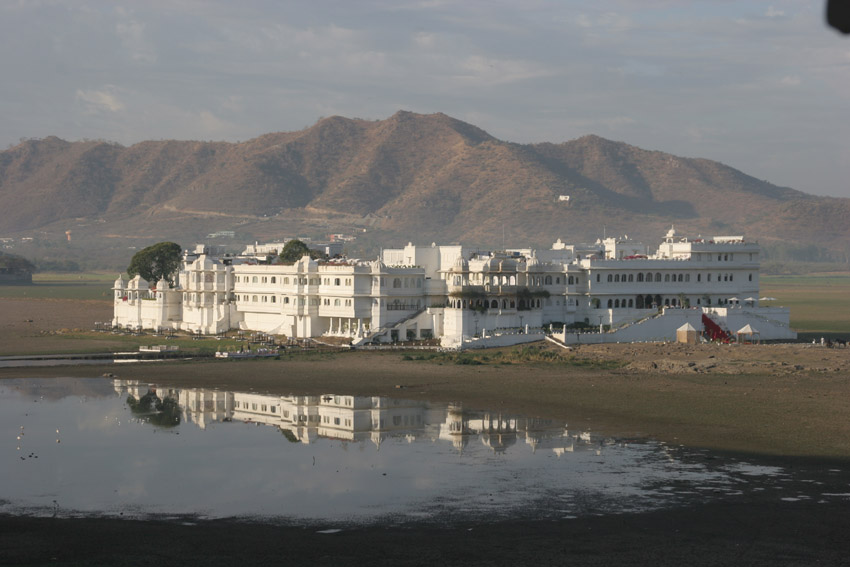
3 495 849 566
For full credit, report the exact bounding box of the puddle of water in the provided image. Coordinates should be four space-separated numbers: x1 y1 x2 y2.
0 377 845 525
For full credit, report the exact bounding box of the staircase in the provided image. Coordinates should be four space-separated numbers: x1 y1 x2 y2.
352 307 427 346
701 313 733 343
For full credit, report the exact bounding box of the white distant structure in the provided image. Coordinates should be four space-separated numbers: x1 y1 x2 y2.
112 227 795 347
242 239 344 259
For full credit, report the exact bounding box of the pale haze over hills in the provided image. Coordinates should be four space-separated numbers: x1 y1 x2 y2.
1 1 848 200
1 112 849 265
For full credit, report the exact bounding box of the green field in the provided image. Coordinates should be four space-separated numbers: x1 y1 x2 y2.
761 273 850 334
0 272 115 301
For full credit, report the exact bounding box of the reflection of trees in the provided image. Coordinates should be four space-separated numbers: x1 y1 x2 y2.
126 392 181 428
280 428 299 443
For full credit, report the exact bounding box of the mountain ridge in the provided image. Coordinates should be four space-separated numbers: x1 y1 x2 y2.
1 111 846 259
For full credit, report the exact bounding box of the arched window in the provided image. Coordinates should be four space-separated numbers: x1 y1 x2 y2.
510 300 515 308
664 298 670 307
614 299 620 308
591 298 600 308
334 278 340 285
628 274 634 282
252 276 258 283
284 297 289 304
607 299 613 308
271 277 276 284
556 277 560 284
637 273 644 282
664 274 670 282
748 274 752 281
655 273 662 282
654 294 662 306
628 298 634 308
334 298 341 306
393 278 401 288
607 274 613 282
502 299 508 309
636 295 644 309
509 275 516 285
252 295 258 302
568 276 575 285
544 275 552 285
491 299 498 309
614 274 620 283
685 274 690 282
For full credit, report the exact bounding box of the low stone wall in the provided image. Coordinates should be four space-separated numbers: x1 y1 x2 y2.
555 307 796 344
459 332 546 350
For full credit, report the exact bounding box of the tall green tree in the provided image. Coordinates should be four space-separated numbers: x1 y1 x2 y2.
0 252 36 274
278 239 312 263
127 242 182 285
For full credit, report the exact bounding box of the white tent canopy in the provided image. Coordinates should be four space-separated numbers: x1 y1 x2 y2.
736 324 760 343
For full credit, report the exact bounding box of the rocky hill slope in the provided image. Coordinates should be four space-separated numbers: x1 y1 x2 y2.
1 111 847 258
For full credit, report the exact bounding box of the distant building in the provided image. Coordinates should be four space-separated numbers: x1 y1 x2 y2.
113 227 795 347
241 240 344 259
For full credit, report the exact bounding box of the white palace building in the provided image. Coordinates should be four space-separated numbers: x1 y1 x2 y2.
112 227 796 348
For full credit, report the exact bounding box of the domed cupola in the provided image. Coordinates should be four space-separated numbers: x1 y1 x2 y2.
128 275 149 290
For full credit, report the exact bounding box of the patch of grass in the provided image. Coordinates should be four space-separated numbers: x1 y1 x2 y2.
0 272 115 301
761 273 850 333
399 345 624 369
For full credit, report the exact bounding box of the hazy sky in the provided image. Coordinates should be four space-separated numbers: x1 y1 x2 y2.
2 1 848 198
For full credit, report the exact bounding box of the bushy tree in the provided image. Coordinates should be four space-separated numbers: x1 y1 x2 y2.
279 239 312 263
0 252 36 274
127 242 182 285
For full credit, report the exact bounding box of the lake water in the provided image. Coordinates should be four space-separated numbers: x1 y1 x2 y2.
2 377 847 525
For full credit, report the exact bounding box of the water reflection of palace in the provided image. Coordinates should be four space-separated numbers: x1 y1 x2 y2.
114 380 611 455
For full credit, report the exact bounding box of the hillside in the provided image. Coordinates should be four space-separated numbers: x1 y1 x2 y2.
1 111 848 262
